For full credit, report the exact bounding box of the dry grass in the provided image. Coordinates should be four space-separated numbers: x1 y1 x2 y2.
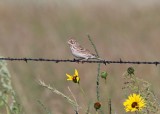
0 0 160 113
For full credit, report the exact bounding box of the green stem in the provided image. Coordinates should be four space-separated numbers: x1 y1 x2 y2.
2 95 11 114
96 63 101 101
87 35 99 57
87 35 101 101
78 84 86 97
109 98 112 114
6 105 10 114
3 102 10 114
132 74 140 94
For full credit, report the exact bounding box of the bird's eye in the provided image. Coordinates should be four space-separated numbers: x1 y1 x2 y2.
71 40 74 44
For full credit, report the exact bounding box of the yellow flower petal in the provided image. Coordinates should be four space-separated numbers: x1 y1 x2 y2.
75 69 78 76
66 73 73 80
67 78 72 80
76 76 80 83
66 73 72 78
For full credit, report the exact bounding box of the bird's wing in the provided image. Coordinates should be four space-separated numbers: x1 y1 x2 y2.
77 45 95 55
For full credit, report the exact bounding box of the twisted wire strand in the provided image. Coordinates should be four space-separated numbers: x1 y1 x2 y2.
0 57 159 66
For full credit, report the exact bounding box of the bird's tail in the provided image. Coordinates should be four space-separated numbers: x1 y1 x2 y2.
92 54 104 61
95 57 104 61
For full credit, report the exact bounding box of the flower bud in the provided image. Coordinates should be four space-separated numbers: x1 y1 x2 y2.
101 71 108 79
127 67 134 75
94 102 101 111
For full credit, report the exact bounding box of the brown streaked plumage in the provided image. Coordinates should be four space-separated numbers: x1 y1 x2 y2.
67 38 102 60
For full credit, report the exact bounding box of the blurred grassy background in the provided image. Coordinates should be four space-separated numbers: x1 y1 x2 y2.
0 0 160 113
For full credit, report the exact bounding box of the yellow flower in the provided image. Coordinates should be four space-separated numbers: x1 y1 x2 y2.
123 93 146 112
66 69 80 83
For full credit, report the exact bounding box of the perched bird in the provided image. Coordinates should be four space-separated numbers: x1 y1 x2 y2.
67 38 102 60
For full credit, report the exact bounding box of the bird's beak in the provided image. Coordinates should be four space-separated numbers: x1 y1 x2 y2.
67 41 71 45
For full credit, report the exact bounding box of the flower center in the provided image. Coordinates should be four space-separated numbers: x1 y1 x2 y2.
132 102 139 109
72 75 78 83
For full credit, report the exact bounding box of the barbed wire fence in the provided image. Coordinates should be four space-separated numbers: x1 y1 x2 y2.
0 57 160 66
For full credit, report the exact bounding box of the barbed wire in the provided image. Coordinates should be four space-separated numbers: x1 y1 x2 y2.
0 57 159 66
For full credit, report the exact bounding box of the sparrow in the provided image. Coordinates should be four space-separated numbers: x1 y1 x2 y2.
67 38 102 60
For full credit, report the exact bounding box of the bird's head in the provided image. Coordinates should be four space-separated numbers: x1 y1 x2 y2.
67 38 77 46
